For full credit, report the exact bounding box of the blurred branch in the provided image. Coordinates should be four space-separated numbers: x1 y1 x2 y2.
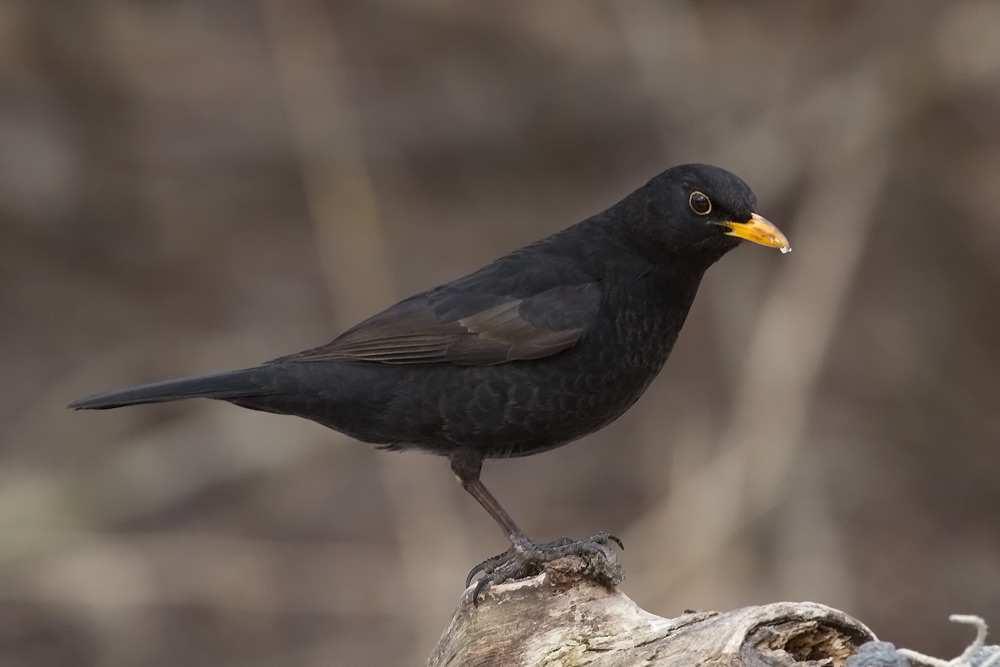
623 66 892 600
17 533 406 616
259 0 393 323
259 0 475 651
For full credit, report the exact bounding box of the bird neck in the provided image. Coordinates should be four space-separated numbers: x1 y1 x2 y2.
619 259 707 311
551 212 719 294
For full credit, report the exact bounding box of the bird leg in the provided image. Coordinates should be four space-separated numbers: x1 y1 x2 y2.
449 449 624 604
449 447 530 546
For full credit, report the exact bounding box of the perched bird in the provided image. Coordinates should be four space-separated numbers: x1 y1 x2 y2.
71 163 789 595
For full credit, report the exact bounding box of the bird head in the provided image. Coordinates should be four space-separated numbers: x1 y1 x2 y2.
637 163 790 263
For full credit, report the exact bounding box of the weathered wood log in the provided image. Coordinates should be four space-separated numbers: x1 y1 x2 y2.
430 555 876 666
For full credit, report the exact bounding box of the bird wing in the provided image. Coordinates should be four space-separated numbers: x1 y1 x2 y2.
275 280 603 366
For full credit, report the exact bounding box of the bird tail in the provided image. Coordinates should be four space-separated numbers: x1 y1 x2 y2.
69 367 268 410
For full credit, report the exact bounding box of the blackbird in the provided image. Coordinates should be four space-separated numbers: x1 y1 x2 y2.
71 163 790 595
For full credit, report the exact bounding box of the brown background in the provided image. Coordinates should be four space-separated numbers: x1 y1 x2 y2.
2 1 999 665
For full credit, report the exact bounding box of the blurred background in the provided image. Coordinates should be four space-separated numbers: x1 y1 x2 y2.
2 1 999 665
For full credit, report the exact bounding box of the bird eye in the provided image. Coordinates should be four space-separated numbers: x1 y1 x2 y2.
689 191 712 215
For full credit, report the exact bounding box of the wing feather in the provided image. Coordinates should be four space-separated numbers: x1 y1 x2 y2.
275 282 602 366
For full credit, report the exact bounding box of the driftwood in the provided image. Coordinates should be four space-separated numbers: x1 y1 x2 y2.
430 554 877 666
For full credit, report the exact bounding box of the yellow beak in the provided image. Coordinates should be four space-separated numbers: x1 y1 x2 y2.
722 213 792 254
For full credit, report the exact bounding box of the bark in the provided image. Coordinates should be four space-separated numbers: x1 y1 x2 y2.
430 555 876 667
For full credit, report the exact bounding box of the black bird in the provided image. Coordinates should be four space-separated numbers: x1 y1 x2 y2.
71 164 789 594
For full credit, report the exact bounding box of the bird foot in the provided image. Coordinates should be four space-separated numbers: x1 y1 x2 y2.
465 531 624 605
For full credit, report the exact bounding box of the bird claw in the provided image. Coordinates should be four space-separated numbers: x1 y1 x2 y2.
465 550 510 588
466 531 624 605
603 532 625 551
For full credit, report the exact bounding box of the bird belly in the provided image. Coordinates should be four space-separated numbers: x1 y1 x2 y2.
381 318 678 458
